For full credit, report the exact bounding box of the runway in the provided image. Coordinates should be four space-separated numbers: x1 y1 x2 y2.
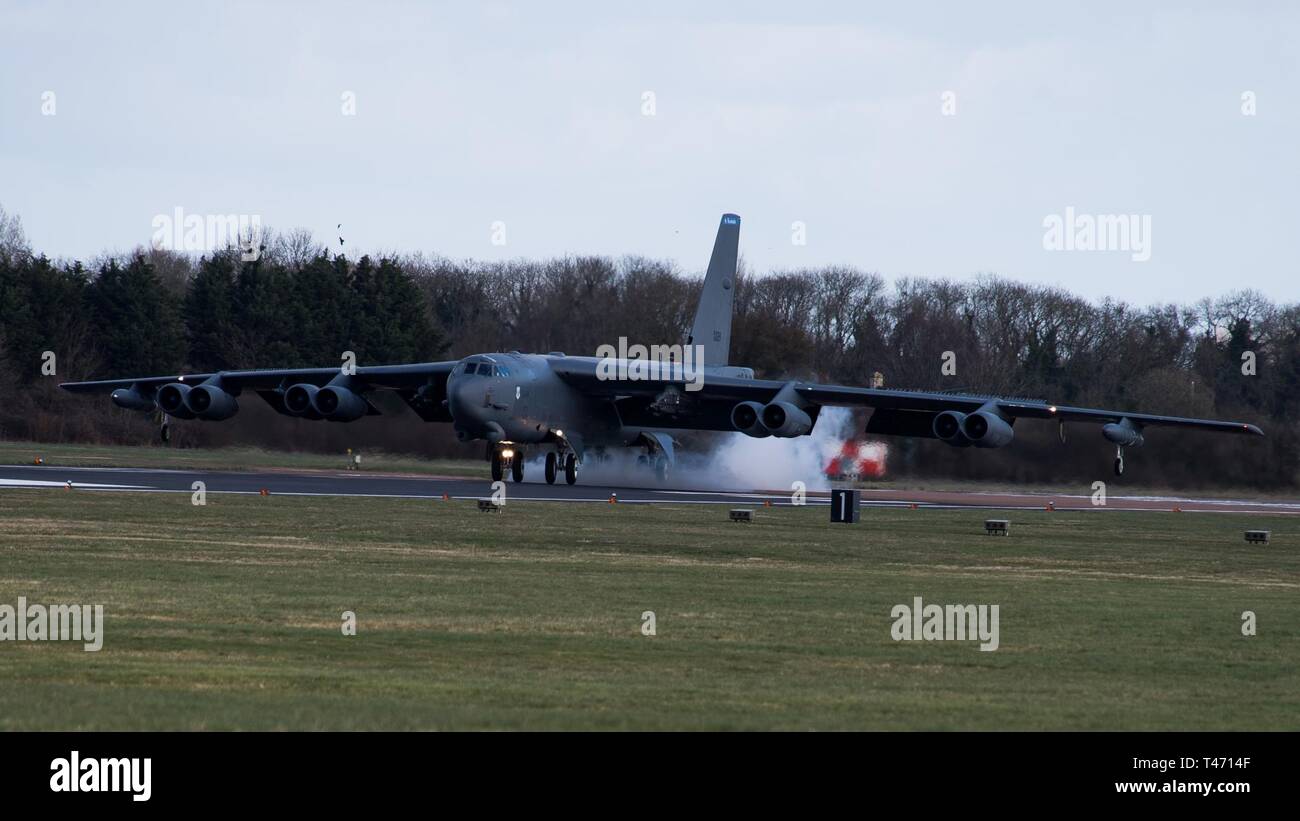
2 462 1298 514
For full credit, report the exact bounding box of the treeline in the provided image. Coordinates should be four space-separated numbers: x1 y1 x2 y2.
0 204 1292 487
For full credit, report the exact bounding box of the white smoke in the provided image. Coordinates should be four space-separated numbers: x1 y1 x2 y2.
519 407 857 491
697 406 856 491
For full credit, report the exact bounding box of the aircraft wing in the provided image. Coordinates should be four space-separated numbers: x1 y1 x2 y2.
549 359 1264 438
59 362 458 394
795 384 1264 436
61 362 461 422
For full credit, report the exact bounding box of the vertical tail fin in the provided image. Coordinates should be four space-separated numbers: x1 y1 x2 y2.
687 213 740 367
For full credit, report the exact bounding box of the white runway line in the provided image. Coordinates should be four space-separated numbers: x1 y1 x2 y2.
0 478 148 489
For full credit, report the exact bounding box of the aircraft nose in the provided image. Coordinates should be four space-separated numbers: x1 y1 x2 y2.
447 379 480 422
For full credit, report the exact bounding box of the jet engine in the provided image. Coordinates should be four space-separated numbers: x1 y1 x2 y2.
186 384 239 420
961 410 1015 448
731 401 770 438
315 385 368 422
759 401 813 438
283 383 320 417
155 383 196 419
932 410 969 446
733 402 769 439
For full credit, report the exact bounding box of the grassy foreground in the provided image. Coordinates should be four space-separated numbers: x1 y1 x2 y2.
0 488 1297 730
0 440 482 477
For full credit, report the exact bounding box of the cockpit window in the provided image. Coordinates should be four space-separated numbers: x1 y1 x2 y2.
476 363 493 375
461 362 476 374
496 366 510 377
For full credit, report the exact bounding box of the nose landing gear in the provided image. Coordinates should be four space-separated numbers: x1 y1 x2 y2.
1113 445 1125 477
489 445 524 482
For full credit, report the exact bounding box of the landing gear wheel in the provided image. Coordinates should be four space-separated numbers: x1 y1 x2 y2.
490 453 504 482
564 452 578 485
654 457 669 483
160 423 170 444
511 451 525 483
544 452 558 484
1114 454 1125 477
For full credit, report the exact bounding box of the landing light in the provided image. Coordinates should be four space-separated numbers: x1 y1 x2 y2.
501 449 515 459
1048 405 1057 413
554 429 563 438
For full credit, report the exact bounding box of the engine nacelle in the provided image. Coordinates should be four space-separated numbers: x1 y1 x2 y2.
1102 421 1144 447
961 410 1015 448
187 384 239 420
155 383 196 419
760 401 813 438
316 386 367 422
283 383 320 417
111 387 154 412
731 401 770 438
932 410 970 446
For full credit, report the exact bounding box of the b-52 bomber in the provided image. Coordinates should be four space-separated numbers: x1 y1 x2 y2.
63 214 1263 484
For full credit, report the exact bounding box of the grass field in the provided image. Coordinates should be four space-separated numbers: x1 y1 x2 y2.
0 440 483 477
1 487 1297 730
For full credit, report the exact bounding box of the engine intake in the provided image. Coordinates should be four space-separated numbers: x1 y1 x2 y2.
760 401 812 438
316 386 368 422
932 410 969 446
283 383 320 417
961 410 1014 448
731 401 770 438
155 383 196 419
187 384 239 420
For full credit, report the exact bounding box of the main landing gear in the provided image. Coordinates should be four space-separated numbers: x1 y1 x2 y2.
637 452 669 482
545 451 577 485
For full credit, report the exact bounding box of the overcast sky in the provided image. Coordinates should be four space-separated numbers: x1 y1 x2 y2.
1 1 1297 304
